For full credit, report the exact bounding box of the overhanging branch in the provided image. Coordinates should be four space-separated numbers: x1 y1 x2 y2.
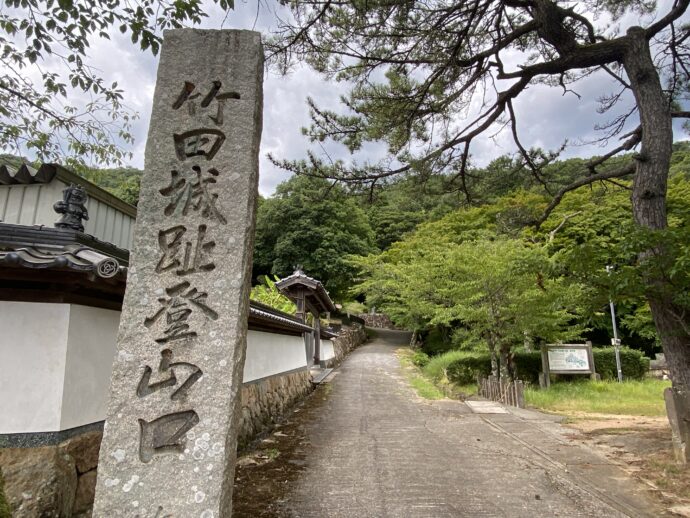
534 163 636 228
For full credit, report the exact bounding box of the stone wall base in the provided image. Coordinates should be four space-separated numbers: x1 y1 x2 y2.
237 369 312 449
324 325 367 368
357 313 398 329
0 431 101 517
0 372 315 517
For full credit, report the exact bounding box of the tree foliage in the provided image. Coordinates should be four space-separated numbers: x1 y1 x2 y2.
353 232 587 379
0 0 233 168
253 175 376 299
79 165 142 206
351 149 690 377
250 275 297 314
269 0 690 393
269 0 687 193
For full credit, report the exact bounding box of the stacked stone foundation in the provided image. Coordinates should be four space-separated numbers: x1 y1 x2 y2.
0 372 311 517
0 431 101 517
237 369 313 449
324 325 367 368
357 313 398 329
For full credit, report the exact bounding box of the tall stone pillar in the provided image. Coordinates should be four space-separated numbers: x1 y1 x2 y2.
93 29 263 517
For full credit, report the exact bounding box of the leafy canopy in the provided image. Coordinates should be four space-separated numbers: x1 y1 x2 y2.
253 175 376 299
0 0 233 168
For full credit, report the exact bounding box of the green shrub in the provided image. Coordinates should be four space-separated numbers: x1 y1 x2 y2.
421 327 455 356
443 346 650 385
0 469 11 518
422 350 482 382
446 352 492 384
512 351 543 384
592 347 650 381
411 350 430 367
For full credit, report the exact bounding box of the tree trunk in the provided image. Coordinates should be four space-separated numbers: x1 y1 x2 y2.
410 329 418 348
623 27 690 461
499 345 512 382
487 334 499 378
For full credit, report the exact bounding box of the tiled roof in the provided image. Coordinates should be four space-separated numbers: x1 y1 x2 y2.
0 161 137 217
278 268 320 287
0 223 339 338
0 244 125 279
275 269 337 314
248 301 314 334
0 163 57 185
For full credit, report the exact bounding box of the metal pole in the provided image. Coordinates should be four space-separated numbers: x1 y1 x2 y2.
606 265 623 383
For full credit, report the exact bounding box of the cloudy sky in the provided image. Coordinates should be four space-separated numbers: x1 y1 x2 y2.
56 1 690 195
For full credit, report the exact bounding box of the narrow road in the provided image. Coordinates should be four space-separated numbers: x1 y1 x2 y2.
233 329 661 517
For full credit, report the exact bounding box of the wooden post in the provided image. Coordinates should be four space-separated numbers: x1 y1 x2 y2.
516 380 525 408
586 340 600 381
295 290 306 322
313 312 321 366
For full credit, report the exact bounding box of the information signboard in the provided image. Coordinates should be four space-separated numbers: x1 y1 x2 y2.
540 342 597 388
547 348 590 371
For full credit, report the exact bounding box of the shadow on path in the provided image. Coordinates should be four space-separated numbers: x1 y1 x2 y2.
233 331 662 517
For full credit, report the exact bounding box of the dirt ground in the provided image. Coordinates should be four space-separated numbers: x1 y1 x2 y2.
232 387 326 518
562 413 690 516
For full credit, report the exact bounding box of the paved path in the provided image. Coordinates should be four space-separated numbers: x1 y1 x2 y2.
233 330 661 517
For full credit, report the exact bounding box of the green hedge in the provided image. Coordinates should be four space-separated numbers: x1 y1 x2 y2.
446 347 650 385
446 353 492 384
593 348 650 380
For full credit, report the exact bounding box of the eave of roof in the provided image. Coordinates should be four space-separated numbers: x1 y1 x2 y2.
276 270 337 314
0 223 129 264
0 245 126 280
0 224 340 339
248 300 314 334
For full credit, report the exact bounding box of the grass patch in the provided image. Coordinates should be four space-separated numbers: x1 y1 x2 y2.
398 348 445 400
422 349 477 382
454 383 478 397
264 448 280 460
409 376 445 400
525 379 671 417
399 348 473 400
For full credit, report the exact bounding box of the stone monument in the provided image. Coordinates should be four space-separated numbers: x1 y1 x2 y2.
93 29 263 517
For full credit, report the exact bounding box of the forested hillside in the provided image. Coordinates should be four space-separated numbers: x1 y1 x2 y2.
4 143 689 354
352 142 690 361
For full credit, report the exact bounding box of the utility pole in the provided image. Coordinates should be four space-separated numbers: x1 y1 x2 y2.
606 265 623 382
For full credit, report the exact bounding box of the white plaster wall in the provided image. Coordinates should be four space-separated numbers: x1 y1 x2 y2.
0 303 311 433
321 339 335 362
0 301 70 433
243 330 307 383
61 305 120 430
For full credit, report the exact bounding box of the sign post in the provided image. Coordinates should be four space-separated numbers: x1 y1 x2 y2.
539 342 598 388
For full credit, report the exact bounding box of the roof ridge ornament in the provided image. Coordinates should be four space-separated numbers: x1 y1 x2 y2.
54 184 89 232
